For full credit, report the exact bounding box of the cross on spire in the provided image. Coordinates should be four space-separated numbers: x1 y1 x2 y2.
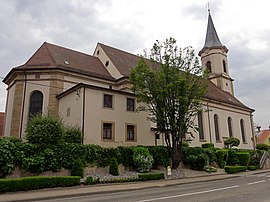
206 1 211 13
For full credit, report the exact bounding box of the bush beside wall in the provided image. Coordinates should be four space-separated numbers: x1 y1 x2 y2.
0 176 80 193
224 166 247 174
138 173 164 181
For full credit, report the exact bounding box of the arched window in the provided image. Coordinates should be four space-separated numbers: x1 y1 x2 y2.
227 117 233 138
214 114 220 141
29 90 43 117
198 111 204 140
240 119 246 143
206 61 212 73
223 60 227 73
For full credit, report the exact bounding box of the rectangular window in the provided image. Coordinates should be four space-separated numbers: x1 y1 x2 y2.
127 98 135 111
102 123 113 140
103 94 113 108
126 124 136 141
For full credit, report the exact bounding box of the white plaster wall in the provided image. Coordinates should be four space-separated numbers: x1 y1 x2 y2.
93 44 123 79
189 102 254 149
58 88 82 129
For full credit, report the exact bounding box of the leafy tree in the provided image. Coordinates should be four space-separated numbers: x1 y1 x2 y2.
130 38 207 169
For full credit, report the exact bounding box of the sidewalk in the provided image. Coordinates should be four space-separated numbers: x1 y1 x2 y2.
1 169 269 202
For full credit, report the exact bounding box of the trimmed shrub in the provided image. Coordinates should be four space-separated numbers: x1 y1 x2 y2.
133 147 154 173
247 165 257 170
227 150 239 166
182 146 205 165
138 173 164 181
203 148 217 163
216 150 228 168
187 154 208 171
96 147 119 167
237 152 250 166
147 146 170 168
25 114 64 146
196 154 209 170
202 143 214 149
224 166 247 174
118 146 134 167
109 158 119 176
63 126 83 144
70 159 84 178
0 176 80 193
256 144 269 151
224 138 240 148
187 155 197 170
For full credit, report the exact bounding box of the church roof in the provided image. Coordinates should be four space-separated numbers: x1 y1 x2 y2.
4 41 252 111
205 81 252 111
203 13 223 48
98 43 141 77
10 42 114 81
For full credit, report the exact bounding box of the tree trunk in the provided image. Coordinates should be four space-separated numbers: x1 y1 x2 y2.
171 144 181 169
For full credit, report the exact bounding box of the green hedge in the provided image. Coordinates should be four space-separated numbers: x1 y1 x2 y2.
0 176 80 193
237 153 250 166
138 173 165 181
201 143 214 148
256 144 269 151
224 166 247 174
247 166 257 170
216 150 228 168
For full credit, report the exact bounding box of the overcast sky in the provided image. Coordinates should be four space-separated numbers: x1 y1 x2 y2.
0 0 269 129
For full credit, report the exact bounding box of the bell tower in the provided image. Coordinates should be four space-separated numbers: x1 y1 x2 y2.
199 12 234 95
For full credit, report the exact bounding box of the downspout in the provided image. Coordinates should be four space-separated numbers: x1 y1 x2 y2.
249 112 256 150
81 85 86 144
19 69 27 138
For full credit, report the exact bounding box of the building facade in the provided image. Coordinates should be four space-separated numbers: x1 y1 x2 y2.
3 13 255 149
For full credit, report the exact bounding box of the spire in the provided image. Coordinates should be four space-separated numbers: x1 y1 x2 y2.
203 13 223 48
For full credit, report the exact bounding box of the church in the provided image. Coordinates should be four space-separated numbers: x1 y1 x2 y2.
3 13 255 149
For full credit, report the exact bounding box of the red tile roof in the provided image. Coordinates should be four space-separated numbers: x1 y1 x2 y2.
24 42 114 80
4 42 253 111
257 129 270 144
98 43 141 77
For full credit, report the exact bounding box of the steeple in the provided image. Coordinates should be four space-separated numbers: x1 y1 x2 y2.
203 13 223 48
199 12 234 95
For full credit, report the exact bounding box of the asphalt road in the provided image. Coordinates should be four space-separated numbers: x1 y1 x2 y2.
37 172 270 202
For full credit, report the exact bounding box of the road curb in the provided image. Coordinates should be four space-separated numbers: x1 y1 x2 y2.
2 169 270 202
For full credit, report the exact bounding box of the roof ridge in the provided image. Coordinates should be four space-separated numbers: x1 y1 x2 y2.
44 42 94 58
98 42 140 58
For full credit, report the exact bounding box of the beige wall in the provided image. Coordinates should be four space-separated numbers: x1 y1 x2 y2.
58 87 83 128
59 86 157 147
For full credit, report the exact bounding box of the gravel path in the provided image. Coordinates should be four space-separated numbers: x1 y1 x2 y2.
85 168 226 181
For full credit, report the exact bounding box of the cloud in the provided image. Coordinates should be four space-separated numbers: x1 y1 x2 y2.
0 0 269 129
